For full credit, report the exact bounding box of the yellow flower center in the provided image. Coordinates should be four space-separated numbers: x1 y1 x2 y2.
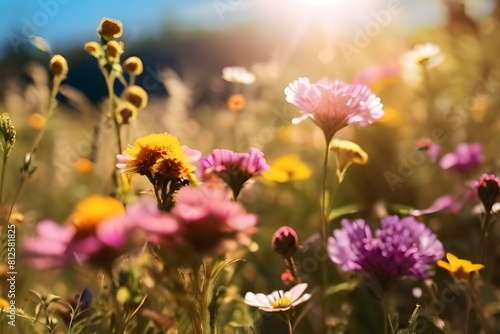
271 297 291 309
69 195 125 233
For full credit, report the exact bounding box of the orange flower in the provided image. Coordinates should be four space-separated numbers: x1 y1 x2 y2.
227 94 245 112
75 158 94 174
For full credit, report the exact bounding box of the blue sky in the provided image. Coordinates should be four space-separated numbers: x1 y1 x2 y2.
0 0 493 58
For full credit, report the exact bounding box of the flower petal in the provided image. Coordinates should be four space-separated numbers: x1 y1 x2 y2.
288 283 308 303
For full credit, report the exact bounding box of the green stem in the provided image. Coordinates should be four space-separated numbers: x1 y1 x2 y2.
479 211 491 264
287 311 293 334
285 257 301 283
468 275 490 334
320 144 330 333
0 154 7 207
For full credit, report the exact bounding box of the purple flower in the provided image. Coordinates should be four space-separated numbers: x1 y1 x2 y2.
328 216 444 289
439 143 483 174
199 148 269 199
284 77 384 142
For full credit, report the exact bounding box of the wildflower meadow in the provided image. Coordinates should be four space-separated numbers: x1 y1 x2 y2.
1 1 500 333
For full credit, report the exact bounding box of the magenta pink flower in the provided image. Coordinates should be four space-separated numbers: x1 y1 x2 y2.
284 77 384 142
272 226 298 258
475 173 500 213
172 185 258 253
24 216 129 270
199 148 269 199
439 143 483 174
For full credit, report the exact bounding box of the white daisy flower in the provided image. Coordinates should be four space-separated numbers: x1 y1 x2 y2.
222 66 256 85
244 283 311 312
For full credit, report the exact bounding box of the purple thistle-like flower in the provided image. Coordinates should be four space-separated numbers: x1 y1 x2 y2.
199 148 269 199
439 143 483 174
284 77 384 142
328 216 444 289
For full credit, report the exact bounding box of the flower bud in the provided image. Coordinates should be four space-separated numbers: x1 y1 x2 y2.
476 173 500 214
97 17 123 41
49 54 68 79
0 113 16 156
123 56 143 75
84 41 103 59
272 226 298 258
105 40 124 63
122 85 148 109
115 101 138 125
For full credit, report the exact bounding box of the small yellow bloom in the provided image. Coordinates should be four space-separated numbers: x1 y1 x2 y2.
227 94 245 112
97 17 123 41
27 113 45 130
74 158 94 174
437 253 484 280
329 139 368 183
117 133 195 184
105 40 124 63
84 41 103 58
68 195 125 234
123 56 143 76
115 101 138 125
262 154 311 183
0 298 9 309
378 106 403 128
122 85 148 109
49 54 68 79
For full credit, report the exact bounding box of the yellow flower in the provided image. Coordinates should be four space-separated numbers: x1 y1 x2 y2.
123 56 143 76
437 252 484 280
262 154 311 183
84 41 103 59
122 85 148 109
68 195 125 234
378 106 403 128
227 94 245 112
117 133 195 184
0 298 9 309
97 17 123 41
329 139 368 183
49 54 68 79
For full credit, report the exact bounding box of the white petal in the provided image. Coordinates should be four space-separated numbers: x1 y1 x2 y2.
259 306 291 312
255 293 272 307
292 114 309 125
291 293 311 307
288 283 308 303
244 292 265 307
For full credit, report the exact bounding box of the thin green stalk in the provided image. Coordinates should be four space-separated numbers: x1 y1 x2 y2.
285 257 301 283
468 275 490 334
479 211 491 264
320 144 330 333
382 296 389 334
287 311 293 334
0 154 7 207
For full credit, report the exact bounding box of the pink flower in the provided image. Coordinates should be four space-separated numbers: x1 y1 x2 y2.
172 185 258 253
199 148 269 199
475 173 500 213
284 77 384 142
439 143 483 174
24 217 129 270
272 226 298 258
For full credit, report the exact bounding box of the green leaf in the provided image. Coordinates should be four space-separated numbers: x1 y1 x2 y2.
325 281 358 297
328 204 362 221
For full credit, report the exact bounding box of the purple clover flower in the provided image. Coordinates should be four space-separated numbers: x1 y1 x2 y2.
328 216 444 289
199 148 269 199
